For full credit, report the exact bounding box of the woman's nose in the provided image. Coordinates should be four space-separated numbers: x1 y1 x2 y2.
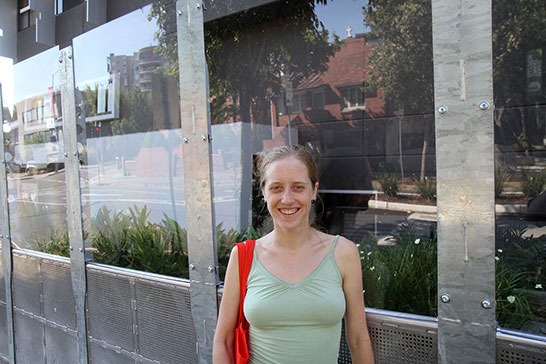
281 189 294 203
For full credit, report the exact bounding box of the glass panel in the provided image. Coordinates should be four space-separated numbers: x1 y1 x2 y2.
3 46 68 255
72 3 188 277
493 0 546 336
208 1 437 317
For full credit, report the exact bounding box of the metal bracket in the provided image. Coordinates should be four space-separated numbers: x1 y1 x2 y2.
0 83 16 364
176 1 219 362
59 46 89 364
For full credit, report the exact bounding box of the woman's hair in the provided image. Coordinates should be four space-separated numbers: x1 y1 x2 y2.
257 144 319 192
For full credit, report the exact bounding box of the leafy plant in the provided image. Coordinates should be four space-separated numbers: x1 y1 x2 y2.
359 225 437 317
378 173 400 197
415 177 436 200
521 170 546 199
496 260 536 330
495 167 510 198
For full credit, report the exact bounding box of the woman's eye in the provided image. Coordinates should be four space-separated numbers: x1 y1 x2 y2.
294 185 305 191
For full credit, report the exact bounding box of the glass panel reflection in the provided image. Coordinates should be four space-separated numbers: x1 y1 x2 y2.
4 46 69 255
493 0 546 335
208 1 437 317
72 3 188 277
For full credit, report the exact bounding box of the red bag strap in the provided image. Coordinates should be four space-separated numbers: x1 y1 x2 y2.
235 240 255 326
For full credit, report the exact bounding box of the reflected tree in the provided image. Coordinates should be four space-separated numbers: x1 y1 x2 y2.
493 0 546 149
364 0 434 180
149 0 339 230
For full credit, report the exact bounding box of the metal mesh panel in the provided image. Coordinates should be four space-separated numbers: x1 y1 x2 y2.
497 337 546 364
0 302 8 358
87 268 135 352
45 325 78 364
368 324 436 364
338 319 352 364
88 340 136 364
12 254 41 315
136 280 197 364
41 260 76 330
14 311 44 363
497 348 546 364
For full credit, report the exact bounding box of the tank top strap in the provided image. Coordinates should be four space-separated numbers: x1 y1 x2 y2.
329 235 340 255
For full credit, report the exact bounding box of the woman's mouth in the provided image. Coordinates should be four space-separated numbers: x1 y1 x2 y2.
279 208 298 215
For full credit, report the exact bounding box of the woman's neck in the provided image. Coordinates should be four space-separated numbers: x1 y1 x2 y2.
269 225 315 251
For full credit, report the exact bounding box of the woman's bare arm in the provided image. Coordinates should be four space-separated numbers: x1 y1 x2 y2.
336 237 374 364
213 246 241 364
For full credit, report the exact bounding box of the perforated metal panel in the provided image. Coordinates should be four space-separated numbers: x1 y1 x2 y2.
14 311 45 364
45 325 78 364
12 254 41 315
497 333 546 364
136 279 198 364
87 268 135 352
42 260 77 330
88 340 136 364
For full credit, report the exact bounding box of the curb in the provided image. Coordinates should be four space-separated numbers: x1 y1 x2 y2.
372 200 528 215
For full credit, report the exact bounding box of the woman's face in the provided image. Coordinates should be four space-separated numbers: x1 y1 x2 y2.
262 156 318 231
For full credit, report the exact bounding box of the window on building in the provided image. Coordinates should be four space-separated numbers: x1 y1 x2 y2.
312 90 325 110
340 85 365 111
292 93 307 113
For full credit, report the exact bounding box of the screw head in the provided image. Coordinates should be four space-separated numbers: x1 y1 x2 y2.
438 106 447 114
63 152 68 157
196 3 201 9
58 57 63 63
441 294 450 303
207 266 215 273
69 246 73 251
177 10 183 16
183 137 189 143
0 235 3 239
73 151 78 156
479 102 489 111
481 299 492 309
201 135 207 141
189 264 195 270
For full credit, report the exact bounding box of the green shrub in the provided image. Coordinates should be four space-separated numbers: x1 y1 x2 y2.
521 170 546 199
495 167 510 198
378 173 399 197
359 225 437 317
415 177 436 200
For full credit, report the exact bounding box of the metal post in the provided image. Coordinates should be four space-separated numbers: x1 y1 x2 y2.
59 46 89 364
431 1 496 364
176 1 218 363
0 83 16 363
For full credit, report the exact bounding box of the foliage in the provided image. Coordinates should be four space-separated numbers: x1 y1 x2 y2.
415 176 436 200
359 225 437 316
149 0 339 124
520 170 546 199
495 261 536 330
216 223 260 282
495 167 510 198
378 173 399 197
359 225 543 329
111 88 153 135
364 0 433 114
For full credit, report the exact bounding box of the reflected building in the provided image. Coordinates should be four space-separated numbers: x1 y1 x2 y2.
107 46 170 93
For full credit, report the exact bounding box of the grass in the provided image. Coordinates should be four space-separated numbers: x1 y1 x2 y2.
378 173 400 197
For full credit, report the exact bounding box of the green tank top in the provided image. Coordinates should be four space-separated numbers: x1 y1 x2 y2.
243 236 346 364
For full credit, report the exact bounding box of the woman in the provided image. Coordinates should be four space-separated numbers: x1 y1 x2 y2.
213 145 374 364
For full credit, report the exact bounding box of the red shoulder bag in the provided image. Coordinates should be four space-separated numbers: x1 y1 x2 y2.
234 240 255 364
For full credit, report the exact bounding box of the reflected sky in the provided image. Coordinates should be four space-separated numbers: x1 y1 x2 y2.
1 1 366 110
74 5 158 86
